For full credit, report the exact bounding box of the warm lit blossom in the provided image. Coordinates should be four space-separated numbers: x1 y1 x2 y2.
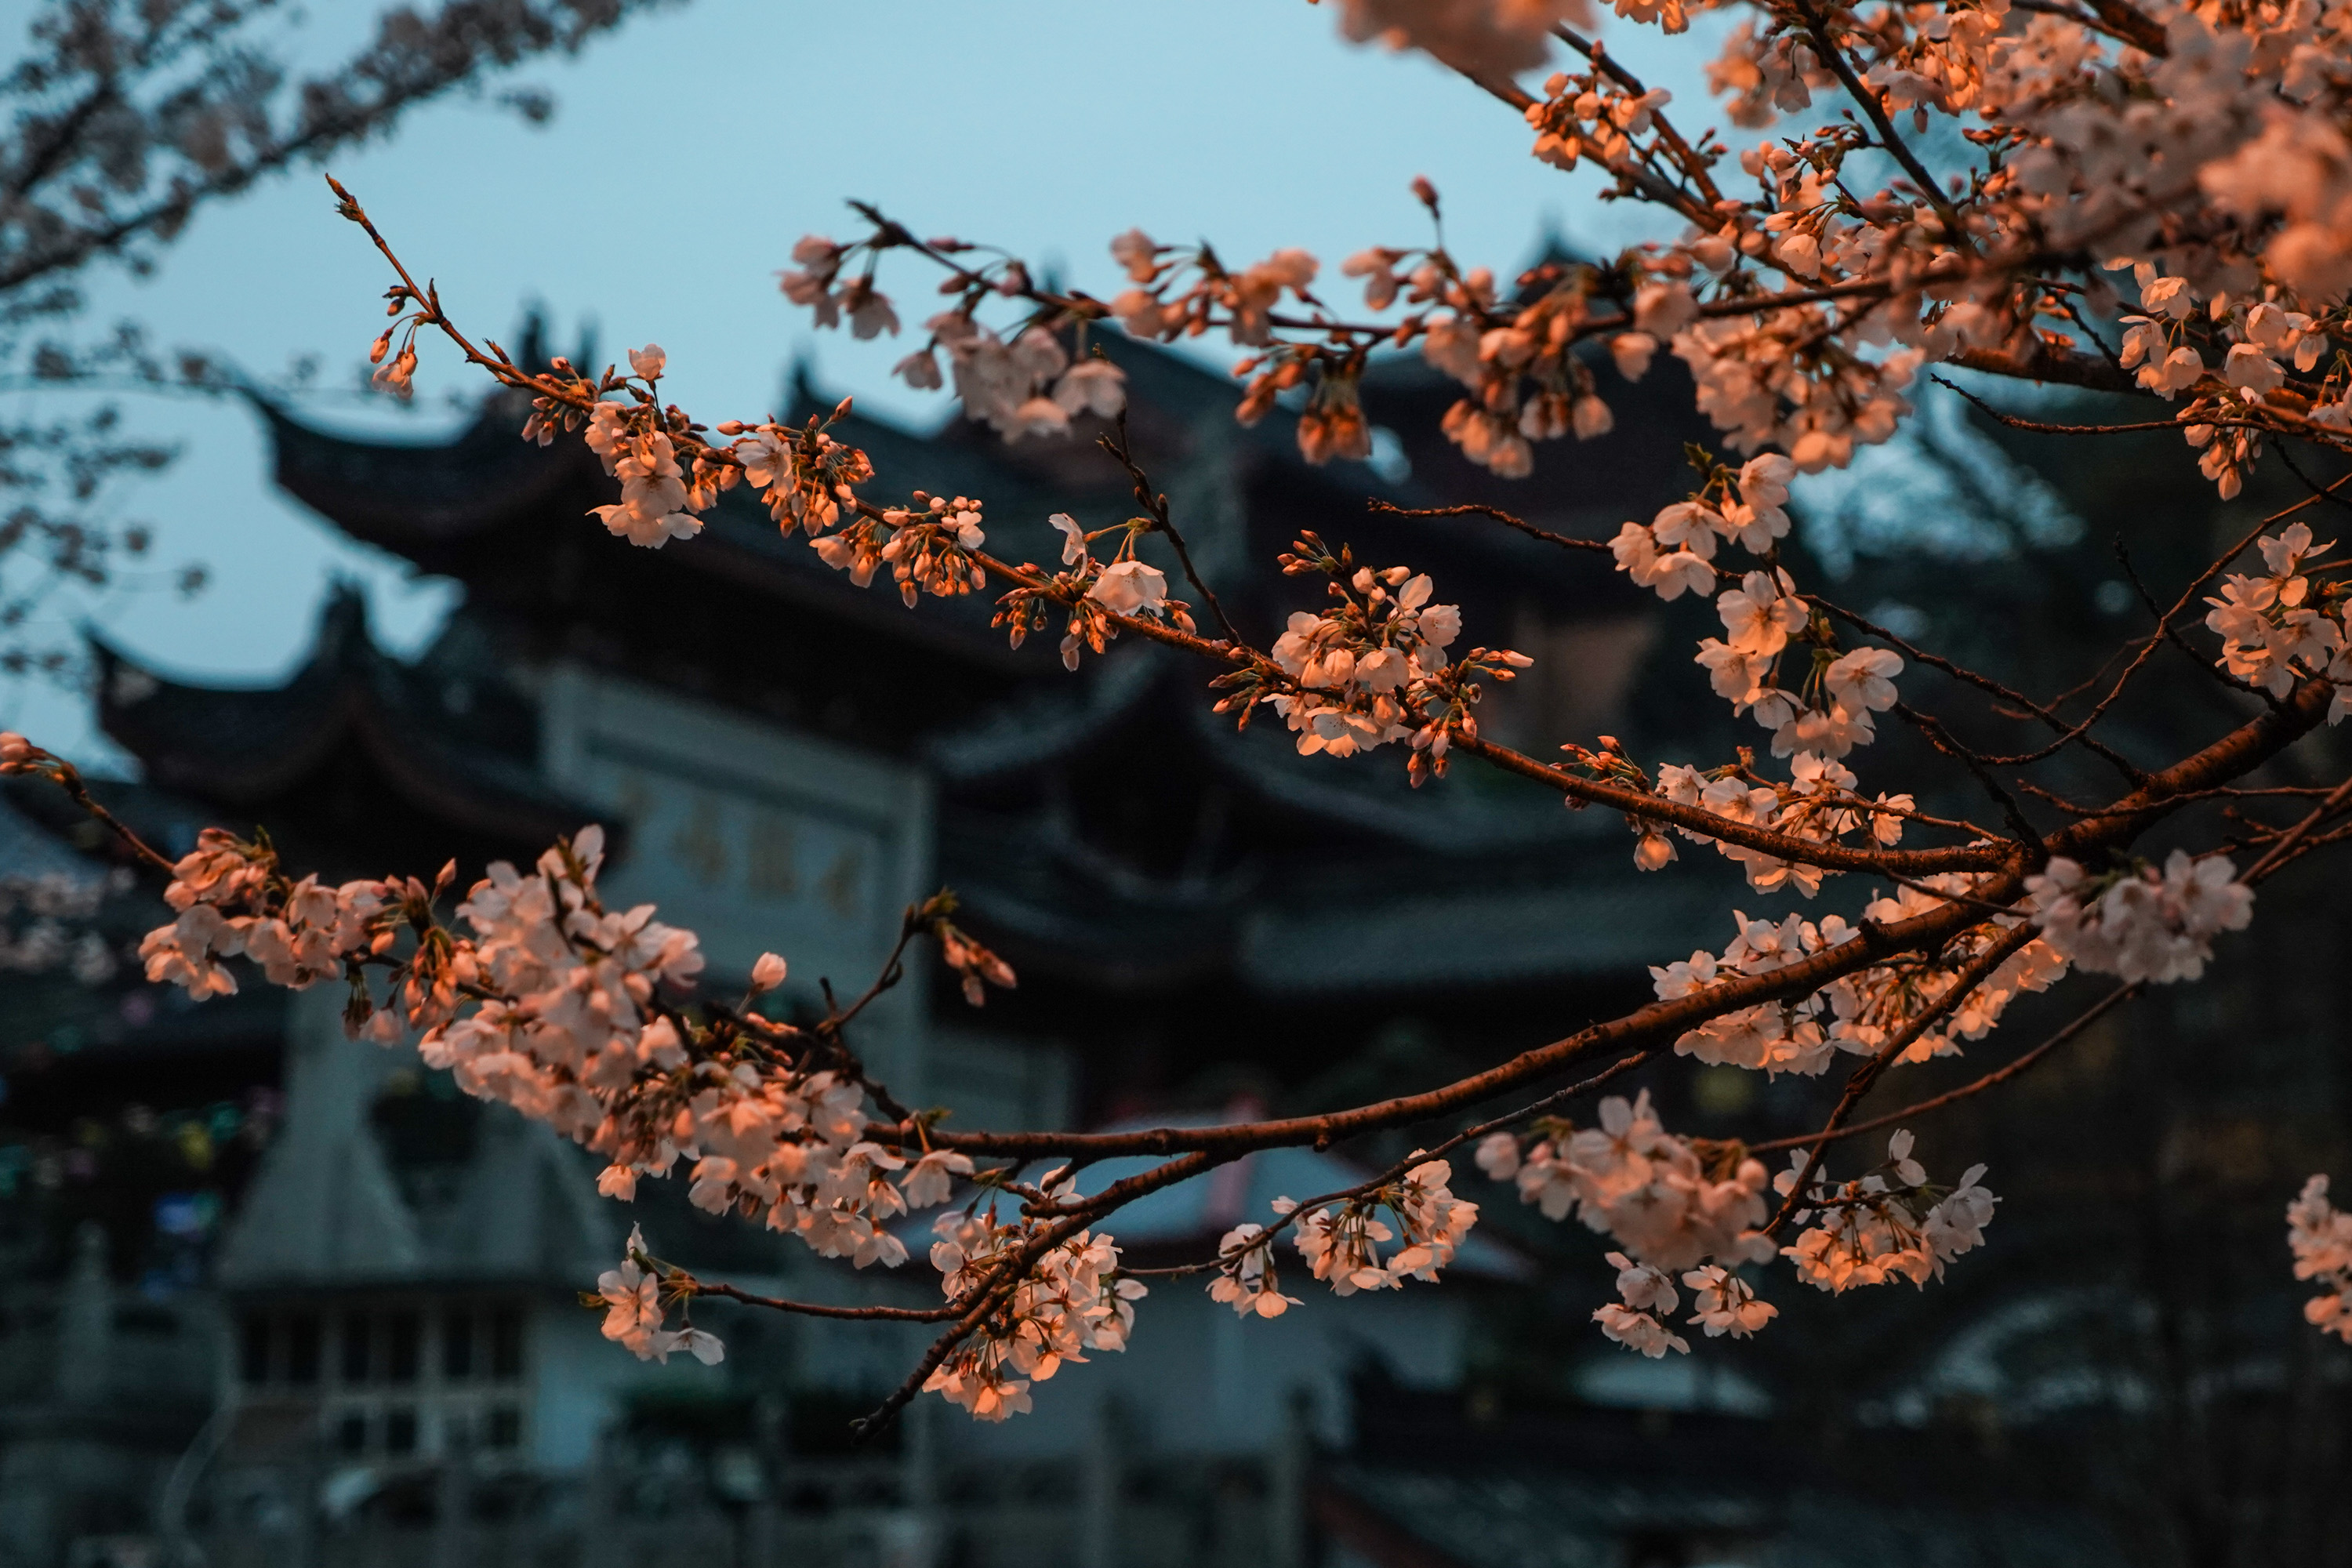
598 1225 724 1366
2288 1176 2352 1341
2027 852 2252 985
925 1208 1146 1421
164 0 2352 1423
1776 1134 1999 1293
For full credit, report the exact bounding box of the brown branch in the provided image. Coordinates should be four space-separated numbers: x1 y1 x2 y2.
1 749 174 873
686 1279 962 1323
2241 773 2352 884
1762 921 2041 1236
1813 595 2147 786
1100 409 1243 647
1947 343 2136 395
1746 980 2140 1156
2085 0 2170 55
1368 499 1613 554
1788 0 1969 245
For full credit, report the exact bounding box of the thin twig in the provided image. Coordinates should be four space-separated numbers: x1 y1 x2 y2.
1101 408 1244 647
1892 702 2045 850
1761 922 2040 1236
1746 981 2140 1156
1368 498 1613 554
687 1280 961 1323
1815 595 2146 785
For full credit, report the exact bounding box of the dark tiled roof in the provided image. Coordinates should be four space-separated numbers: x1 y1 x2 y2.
96 585 604 862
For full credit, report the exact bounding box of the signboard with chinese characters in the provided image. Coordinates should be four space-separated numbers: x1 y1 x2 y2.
539 667 934 1047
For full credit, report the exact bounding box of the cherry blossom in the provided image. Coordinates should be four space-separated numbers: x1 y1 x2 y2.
598 1225 725 1366
1594 1251 1691 1357
2288 1176 2352 1341
2028 852 2253 985
1777 1134 1999 1294
1209 1223 1305 1319
98 0 2352 1423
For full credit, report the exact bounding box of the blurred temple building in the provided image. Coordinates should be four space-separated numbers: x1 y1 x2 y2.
0 310 2140 1567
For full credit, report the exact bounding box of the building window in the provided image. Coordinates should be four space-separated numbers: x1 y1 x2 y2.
239 1314 270 1385
489 1306 523 1380
487 1406 522 1450
441 1310 473 1381
340 1312 372 1385
243 1298 528 1460
287 1314 321 1385
387 1312 421 1384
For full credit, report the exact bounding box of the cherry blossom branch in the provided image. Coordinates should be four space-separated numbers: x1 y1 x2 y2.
1548 24 1724 209
1444 728 2009 874
1749 771 2349 1170
679 1279 962 1323
1366 498 1613 554
1745 980 2143 1156
1097 410 1243 647
1123 1049 1660 1283
1935 376 2352 458
1788 0 1969 245
1813 594 2147 786
2240 774 2352 883
1762 921 2043 1236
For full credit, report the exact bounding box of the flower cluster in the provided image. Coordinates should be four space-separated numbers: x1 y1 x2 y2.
2288 1175 2352 1341
1476 1091 1775 1271
569 349 728 549
917 314 1127 441
1279 1156 1480 1297
1222 535 1526 777
1611 455 1798 604
1592 1251 1778 1358
2202 524 2352 715
2027 851 2252 985
1208 1221 1305 1319
925 1208 1145 1421
1653 893 2066 1073
597 1225 724 1366
779 235 903 339
992 512 1198 671
725 407 876 538
1268 564 1466 758
781 228 1128 442
1777 1131 1999 1294
1527 71 1680 176
1630 748 1913 893
136 828 392 1000
1700 583 1902 762
130 822 996 1281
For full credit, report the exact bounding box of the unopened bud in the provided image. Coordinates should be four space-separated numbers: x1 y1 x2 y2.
750 952 788 993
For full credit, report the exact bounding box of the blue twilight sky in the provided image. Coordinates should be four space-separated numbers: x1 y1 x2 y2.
3 0 1748 764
